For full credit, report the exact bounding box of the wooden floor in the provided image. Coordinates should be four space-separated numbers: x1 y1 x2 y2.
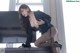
0 47 51 53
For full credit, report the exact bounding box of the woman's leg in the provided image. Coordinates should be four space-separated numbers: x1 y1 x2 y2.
35 26 57 47
35 27 50 47
35 26 57 53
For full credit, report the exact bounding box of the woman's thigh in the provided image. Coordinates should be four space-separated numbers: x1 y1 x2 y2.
35 28 51 46
35 26 57 46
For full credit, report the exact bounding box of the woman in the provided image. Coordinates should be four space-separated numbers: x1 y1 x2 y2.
18 4 60 49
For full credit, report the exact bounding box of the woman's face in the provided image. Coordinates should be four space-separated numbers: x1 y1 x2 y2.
20 8 30 17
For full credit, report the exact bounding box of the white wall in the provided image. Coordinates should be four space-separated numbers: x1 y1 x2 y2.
62 1 80 53
0 0 9 11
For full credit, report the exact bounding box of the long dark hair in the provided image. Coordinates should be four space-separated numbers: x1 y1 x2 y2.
18 4 31 31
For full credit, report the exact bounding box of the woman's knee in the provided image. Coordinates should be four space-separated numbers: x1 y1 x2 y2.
51 26 58 35
34 41 40 47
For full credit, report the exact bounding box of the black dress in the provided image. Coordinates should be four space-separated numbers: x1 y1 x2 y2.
21 11 53 47
34 11 53 34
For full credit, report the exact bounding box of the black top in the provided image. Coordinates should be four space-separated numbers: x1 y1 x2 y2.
22 11 53 34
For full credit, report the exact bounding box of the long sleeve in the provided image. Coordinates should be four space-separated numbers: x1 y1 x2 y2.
38 11 51 24
35 11 52 34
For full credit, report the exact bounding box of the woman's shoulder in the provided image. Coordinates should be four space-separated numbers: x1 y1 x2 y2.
34 10 43 14
33 10 41 16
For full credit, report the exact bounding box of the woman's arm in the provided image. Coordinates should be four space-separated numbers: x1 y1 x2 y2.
38 11 51 25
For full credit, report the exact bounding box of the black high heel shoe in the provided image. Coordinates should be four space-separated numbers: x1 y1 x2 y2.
22 43 31 48
52 41 62 49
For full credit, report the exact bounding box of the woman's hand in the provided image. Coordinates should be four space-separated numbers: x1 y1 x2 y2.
37 19 45 25
33 19 45 28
